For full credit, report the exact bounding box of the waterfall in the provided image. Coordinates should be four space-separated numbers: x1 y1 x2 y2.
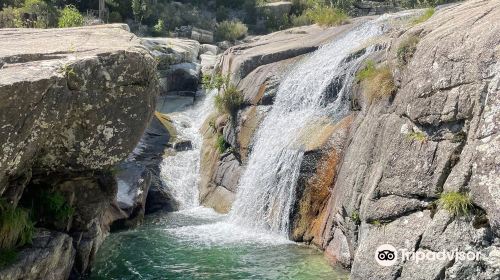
160 90 216 209
228 17 395 236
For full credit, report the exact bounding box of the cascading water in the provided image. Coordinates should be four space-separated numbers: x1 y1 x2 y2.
229 16 396 236
159 90 216 209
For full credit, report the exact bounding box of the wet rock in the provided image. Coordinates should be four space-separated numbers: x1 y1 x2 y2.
173 140 193 151
214 153 242 193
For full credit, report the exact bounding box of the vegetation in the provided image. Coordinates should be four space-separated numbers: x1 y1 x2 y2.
439 191 472 217
215 20 248 42
412 8 435 25
356 60 395 103
304 5 348 26
351 210 361 225
215 133 230 154
38 191 75 224
152 18 165 36
58 5 83 27
202 73 230 91
0 199 34 251
408 131 427 142
214 84 244 116
397 35 420 65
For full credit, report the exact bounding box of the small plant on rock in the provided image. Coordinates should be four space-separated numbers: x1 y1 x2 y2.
356 60 395 103
439 191 472 217
215 133 230 154
304 5 348 27
215 20 248 42
39 191 74 224
408 131 427 142
397 35 420 65
214 84 244 116
351 210 361 225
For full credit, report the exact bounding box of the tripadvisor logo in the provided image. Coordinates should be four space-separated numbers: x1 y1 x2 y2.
375 244 398 266
374 244 482 266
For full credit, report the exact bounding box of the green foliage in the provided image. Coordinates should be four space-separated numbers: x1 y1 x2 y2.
39 191 74 224
202 73 230 91
108 11 123 23
397 35 420 65
0 199 34 251
304 5 348 26
0 248 17 268
215 20 248 42
370 220 382 227
351 210 360 225
439 192 472 216
215 133 230 154
290 13 311 27
356 60 376 81
214 84 244 116
152 18 165 36
356 60 395 103
131 0 149 23
0 6 21 28
412 7 435 25
58 5 83 28
408 131 427 142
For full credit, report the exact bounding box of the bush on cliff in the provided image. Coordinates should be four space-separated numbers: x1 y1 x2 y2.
215 20 248 41
397 35 420 65
58 5 84 28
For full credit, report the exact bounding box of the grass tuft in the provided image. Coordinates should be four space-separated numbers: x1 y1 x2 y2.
39 191 74 224
215 20 248 42
397 35 420 66
0 199 34 251
214 84 244 116
351 210 361 225
357 60 395 103
439 192 472 217
215 133 230 154
412 8 435 25
408 131 427 142
305 5 348 27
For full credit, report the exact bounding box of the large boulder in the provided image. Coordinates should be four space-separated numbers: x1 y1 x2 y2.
0 24 158 196
0 24 158 279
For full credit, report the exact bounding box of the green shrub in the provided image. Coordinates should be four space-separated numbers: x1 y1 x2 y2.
397 35 420 65
152 19 165 36
214 84 244 115
439 192 472 216
39 191 74 224
356 60 395 102
215 133 230 154
290 13 312 27
17 0 59 28
202 73 230 91
0 199 34 251
412 8 435 25
215 20 248 42
305 5 348 27
0 248 17 268
58 5 84 28
108 11 123 23
0 6 21 28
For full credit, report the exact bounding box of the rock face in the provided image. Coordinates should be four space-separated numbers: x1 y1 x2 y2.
320 1 500 279
206 0 500 279
0 24 158 279
0 230 75 280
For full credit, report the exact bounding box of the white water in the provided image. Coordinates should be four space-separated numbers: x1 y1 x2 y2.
160 90 216 209
228 17 396 236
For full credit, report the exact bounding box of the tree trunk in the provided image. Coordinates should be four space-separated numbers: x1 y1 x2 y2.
99 0 106 22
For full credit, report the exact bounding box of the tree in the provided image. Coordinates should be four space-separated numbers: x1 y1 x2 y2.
131 0 148 23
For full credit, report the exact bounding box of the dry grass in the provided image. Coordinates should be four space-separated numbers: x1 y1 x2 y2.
357 61 395 103
0 200 34 251
397 35 420 65
439 192 472 217
412 8 435 25
214 84 244 116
